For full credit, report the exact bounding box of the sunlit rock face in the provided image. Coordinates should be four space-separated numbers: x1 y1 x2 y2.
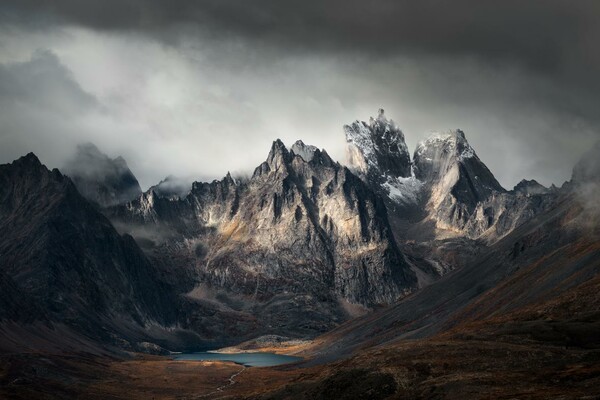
412 130 504 238
241 139 415 305
112 138 417 338
412 130 556 241
343 112 557 243
344 109 422 209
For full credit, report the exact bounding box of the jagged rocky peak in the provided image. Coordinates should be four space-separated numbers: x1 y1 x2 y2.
414 130 473 181
411 130 516 241
344 109 411 179
413 129 503 195
254 139 334 179
6 152 45 175
14 152 43 167
291 140 318 162
63 143 142 207
0 153 66 194
267 138 290 165
512 179 550 196
113 136 417 311
253 138 290 177
290 139 335 167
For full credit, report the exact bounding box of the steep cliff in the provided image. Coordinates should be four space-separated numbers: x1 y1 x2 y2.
344 109 419 208
111 139 417 337
344 111 557 243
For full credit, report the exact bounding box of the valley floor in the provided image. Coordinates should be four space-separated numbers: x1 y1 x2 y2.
2 328 599 400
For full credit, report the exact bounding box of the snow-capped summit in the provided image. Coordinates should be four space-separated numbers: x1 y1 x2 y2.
342 113 557 242
344 110 417 207
413 130 477 181
414 130 503 206
344 109 412 180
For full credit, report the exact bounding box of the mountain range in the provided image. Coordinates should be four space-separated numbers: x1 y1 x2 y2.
1 110 598 398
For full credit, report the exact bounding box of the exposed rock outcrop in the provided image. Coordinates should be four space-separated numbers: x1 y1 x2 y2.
110 139 417 338
344 109 421 209
412 130 557 241
117 139 416 306
344 112 558 244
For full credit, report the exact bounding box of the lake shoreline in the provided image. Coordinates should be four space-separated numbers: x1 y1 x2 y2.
172 351 304 367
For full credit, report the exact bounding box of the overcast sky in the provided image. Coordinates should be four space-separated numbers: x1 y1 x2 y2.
1 1 599 189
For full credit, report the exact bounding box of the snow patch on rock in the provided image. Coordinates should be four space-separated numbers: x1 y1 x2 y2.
291 140 319 162
415 130 474 163
382 174 424 205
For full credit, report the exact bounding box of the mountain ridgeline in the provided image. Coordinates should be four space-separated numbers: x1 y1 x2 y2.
0 109 591 355
345 110 557 242
104 138 418 340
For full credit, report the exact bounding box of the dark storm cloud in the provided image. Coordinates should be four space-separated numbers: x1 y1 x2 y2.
3 1 600 81
4 1 600 134
0 50 102 172
1 1 599 189
0 49 97 112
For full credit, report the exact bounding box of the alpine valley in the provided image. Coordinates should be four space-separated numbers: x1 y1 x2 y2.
1 110 599 399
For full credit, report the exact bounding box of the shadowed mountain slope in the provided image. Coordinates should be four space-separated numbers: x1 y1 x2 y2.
0 153 203 354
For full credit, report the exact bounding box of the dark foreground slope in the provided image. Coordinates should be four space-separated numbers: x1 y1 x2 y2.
304 186 599 362
0 154 202 354
2 223 598 399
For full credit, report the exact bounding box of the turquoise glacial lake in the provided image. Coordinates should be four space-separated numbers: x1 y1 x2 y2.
173 352 302 367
